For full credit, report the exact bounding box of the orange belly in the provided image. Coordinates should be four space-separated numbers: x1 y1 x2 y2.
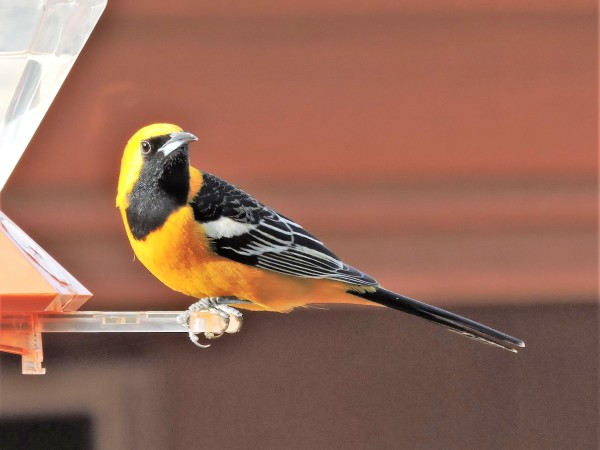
124 205 374 311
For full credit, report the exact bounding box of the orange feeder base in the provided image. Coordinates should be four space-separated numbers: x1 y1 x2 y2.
0 212 241 375
0 211 92 374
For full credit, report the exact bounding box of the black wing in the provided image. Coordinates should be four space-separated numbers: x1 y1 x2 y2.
190 173 378 286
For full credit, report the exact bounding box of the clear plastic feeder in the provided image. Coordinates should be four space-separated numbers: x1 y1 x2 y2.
0 0 107 192
0 0 240 375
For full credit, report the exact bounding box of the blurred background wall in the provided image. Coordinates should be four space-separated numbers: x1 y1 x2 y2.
0 0 597 449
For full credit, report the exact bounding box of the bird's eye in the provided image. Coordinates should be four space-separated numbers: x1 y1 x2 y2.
140 141 151 155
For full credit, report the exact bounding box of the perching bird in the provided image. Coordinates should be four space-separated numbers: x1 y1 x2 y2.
117 123 524 352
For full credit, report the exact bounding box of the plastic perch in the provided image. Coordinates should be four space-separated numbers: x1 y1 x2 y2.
0 310 242 375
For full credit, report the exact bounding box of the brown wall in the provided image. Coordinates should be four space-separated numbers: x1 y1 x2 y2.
0 0 597 448
0 303 597 449
2 1 597 310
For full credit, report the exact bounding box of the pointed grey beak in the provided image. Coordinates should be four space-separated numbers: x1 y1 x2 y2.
159 131 198 157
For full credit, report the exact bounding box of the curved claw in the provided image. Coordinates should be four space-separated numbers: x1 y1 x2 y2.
189 331 212 348
177 297 244 348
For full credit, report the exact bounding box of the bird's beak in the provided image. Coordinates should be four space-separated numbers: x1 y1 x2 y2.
159 131 198 157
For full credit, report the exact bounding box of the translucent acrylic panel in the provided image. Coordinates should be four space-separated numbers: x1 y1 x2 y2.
0 0 107 192
0 211 92 312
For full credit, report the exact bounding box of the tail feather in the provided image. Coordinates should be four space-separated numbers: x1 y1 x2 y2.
350 288 525 352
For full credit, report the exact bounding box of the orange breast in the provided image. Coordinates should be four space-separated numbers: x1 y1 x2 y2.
123 205 373 311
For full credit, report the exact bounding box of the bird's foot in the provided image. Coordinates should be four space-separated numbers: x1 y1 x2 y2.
176 297 247 348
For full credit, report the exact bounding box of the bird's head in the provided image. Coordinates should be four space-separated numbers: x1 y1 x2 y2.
116 123 198 208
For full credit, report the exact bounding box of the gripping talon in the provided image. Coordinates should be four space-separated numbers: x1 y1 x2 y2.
178 297 245 347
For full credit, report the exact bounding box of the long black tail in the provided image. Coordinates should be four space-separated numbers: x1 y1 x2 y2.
350 288 525 352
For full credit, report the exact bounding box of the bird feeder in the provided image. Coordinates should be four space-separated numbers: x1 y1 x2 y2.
0 0 239 375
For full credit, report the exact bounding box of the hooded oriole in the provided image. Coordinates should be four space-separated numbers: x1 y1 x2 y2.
116 123 524 351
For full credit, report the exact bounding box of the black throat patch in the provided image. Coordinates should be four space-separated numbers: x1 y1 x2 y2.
126 147 190 240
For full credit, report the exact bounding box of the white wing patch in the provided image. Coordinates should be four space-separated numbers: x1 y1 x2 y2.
203 217 257 238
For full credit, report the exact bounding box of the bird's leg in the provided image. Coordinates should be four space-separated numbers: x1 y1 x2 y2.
176 297 250 348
